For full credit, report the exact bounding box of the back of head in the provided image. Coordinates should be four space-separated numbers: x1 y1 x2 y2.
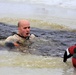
18 20 30 27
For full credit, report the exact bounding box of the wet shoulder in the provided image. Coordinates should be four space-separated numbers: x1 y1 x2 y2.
4 34 20 43
30 34 36 40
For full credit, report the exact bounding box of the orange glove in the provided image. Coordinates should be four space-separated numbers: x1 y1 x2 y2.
13 42 20 47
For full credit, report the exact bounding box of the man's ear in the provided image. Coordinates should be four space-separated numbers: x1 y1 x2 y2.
18 27 19 31
18 27 20 34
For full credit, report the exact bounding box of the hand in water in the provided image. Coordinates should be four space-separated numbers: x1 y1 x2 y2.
5 42 15 49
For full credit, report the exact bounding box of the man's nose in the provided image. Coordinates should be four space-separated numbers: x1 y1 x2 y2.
26 28 30 31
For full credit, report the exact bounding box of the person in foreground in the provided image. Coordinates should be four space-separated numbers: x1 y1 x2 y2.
63 44 76 68
1 20 35 52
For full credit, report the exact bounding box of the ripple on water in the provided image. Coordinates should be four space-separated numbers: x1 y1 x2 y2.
0 50 75 75
0 50 72 68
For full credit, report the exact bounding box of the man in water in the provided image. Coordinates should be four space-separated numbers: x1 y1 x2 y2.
1 20 35 52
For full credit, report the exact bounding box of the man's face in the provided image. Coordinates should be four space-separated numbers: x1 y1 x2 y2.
18 21 30 37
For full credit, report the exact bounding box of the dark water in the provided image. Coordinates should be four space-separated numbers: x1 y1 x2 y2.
0 22 76 75
0 22 76 57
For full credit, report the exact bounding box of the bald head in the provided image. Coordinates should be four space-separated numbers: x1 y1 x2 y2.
18 20 30 27
18 20 30 37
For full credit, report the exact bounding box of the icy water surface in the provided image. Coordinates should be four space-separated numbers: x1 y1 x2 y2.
0 1 76 29
0 23 76 75
0 50 75 75
0 0 76 75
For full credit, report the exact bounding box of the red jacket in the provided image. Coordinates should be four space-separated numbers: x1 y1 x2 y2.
68 45 76 55
72 53 76 68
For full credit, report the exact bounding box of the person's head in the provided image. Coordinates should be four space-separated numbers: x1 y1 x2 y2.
18 20 30 37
